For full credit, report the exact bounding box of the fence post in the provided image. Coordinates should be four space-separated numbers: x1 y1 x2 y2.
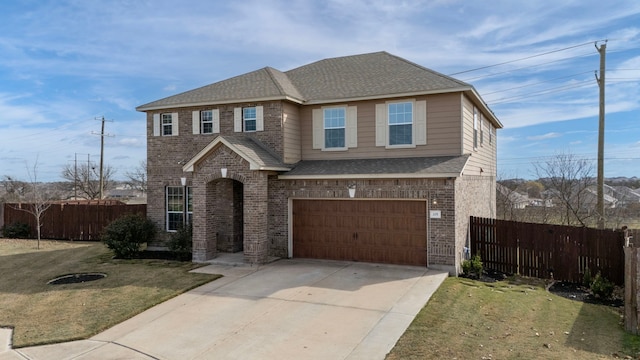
625 246 640 334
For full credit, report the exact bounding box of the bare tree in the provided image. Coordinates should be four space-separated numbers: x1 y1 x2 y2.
534 153 595 227
9 159 52 249
124 160 147 194
1 175 28 203
61 163 116 200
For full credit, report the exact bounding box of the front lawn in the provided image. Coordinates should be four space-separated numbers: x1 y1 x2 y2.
387 276 640 359
0 239 219 348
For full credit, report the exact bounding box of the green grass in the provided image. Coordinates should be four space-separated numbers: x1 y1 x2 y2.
387 276 640 360
0 239 220 348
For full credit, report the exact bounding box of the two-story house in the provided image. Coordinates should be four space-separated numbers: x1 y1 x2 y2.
136 51 502 275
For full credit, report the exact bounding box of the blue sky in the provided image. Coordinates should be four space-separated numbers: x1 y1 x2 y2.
1 0 639 181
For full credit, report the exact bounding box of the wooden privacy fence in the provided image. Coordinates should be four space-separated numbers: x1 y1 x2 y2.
470 216 625 285
3 201 146 241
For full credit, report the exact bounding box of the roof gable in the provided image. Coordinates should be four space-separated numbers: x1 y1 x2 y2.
182 135 291 173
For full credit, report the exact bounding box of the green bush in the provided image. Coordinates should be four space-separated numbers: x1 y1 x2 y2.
462 254 483 279
1 222 31 238
102 214 156 259
168 224 192 261
590 271 614 299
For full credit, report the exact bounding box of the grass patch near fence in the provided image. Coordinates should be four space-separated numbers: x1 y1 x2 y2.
387 276 640 360
0 239 220 348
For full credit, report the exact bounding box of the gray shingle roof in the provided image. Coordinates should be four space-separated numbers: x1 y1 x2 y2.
285 52 470 102
279 155 470 179
137 52 472 110
138 67 304 110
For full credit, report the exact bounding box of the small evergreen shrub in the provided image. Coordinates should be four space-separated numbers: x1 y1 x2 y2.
1 222 31 238
462 254 483 279
102 214 156 259
590 271 614 299
168 224 192 261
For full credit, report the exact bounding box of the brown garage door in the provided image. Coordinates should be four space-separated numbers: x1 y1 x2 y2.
292 199 427 266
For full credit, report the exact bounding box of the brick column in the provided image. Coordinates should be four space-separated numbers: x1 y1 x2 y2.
243 171 269 264
192 178 216 261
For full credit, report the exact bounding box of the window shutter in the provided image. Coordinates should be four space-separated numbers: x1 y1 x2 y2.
375 103 386 147
171 112 179 136
346 106 357 148
415 100 427 145
256 106 264 131
153 114 160 137
234 107 242 132
192 111 200 134
312 108 323 149
212 109 220 134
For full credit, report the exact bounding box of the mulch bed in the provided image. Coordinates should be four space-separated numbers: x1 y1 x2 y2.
547 281 624 307
462 269 624 308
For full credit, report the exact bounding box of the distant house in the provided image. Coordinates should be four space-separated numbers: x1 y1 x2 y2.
136 52 503 275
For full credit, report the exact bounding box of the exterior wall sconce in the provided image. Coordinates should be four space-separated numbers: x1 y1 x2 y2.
221 168 228 178
348 183 356 198
180 177 187 186
432 198 438 206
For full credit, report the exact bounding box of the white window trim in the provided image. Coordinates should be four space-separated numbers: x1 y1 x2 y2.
192 110 219 135
378 99 426 149
153 113 178 137
234 106 263 132
165 186 184 232
312 105 357 151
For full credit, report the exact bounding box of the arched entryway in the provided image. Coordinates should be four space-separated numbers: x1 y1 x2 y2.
208 178 244 253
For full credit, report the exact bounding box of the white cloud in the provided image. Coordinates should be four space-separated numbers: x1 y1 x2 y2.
527 132 562 141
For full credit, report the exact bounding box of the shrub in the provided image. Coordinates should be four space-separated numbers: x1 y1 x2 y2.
102 214 156 259
462 254 483 279
1 222 31 238
590 271 614 299
168 224 192 261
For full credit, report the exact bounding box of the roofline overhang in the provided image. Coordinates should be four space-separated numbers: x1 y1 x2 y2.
277 172 461 180
137 95 305 112
182 136 291 173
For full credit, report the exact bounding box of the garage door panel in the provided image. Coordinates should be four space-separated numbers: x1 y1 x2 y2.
293 200 427 266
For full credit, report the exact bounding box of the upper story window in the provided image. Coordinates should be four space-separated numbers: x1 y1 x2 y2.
192 109 219 135
375 100 426 148
324 108 346 148
312 105 357 151
162 114 173 136
153 113 178 137
243 107 257 132
234 106 263 133
388 102 413 146
201 110 213 134
473 107 479 150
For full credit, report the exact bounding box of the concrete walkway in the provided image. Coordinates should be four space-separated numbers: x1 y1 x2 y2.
2 259 447 360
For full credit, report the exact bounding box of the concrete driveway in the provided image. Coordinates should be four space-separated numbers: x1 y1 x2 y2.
6 259 447 360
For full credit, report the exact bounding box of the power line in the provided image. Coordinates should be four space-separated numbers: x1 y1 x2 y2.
448 40 606 76
460 51 596 82
481 70 595 96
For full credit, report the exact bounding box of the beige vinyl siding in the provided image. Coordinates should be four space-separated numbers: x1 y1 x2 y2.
461 95 497 176
301 94 463 160
282 102 301 164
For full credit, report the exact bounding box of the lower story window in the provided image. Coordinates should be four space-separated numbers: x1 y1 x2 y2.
166 185 195 231
166 186 183 231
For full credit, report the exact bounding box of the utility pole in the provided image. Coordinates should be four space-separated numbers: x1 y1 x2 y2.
595 40 606 229
93 117 113 200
